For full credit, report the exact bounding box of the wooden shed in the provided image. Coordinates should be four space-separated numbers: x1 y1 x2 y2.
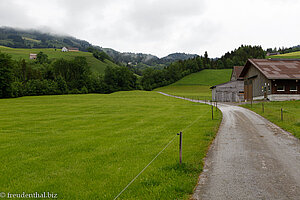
240 59 300 101
211 66 244 102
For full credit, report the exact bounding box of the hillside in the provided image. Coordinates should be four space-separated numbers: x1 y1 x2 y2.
0 27 91 50
0 45 119 74
155 69 232 99
268 51 300 59
0 27 198 68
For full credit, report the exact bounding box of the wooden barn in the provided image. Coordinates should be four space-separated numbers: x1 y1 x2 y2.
240 59 300 101
211 66 244 102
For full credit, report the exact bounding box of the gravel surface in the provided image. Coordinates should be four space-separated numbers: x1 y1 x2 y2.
158 92 300 200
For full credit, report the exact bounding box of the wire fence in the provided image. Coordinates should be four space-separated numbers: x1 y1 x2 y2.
113 134 178 200
244 101 299 124
113 111 206 200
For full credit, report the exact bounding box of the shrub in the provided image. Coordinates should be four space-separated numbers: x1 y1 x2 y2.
11 81 24 97
81 86 88 94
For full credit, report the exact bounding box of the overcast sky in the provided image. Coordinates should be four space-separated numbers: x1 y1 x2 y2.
1 0 300 58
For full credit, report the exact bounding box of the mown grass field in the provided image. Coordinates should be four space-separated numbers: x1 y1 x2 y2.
0 45 119 74
0 91 221 199
155 69 232 100
242 101 300 138
268 51 300 59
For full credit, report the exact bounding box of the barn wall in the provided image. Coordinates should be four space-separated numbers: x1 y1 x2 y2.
213 81 244 102
244 64 271 99
271 80 300 94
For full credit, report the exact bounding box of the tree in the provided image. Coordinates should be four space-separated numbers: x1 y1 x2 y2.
36 52 49 64
0 52 14 98
55 75 68 94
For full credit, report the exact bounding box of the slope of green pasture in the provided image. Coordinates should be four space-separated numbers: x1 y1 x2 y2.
0 45 119 74
173 69 232 86
0 91 221 199
155 69 232 100
241 101 300 138
268 51 300 59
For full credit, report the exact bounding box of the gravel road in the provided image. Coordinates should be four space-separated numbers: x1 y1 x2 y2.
158 92 300 200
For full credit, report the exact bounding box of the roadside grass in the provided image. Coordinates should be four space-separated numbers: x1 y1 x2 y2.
0 45 119 74
155 69 232 100
0 91 221 199
268 51 300 59
241 101 300 138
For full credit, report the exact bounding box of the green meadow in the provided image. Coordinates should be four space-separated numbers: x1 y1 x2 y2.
156 69 232 100
242 101 300 138
0 45 119 74
0 91 221 199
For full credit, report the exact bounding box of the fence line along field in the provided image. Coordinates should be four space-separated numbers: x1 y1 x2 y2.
155 69 232 100
0 91 221 199
242 101 300 138
0 45 119 74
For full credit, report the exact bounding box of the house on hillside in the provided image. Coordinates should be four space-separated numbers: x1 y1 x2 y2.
68 47 79 52
240 59 300 101
29 53 37 59
62 47 68 52
211 66 244 102
61 47 79 52
266 52 280 56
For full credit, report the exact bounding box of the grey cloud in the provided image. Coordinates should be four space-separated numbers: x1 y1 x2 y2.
1 0 300 57
0 1 32 28
127 0 205 32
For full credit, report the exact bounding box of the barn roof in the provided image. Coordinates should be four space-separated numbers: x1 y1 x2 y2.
240 59 300 80
231 66 244 80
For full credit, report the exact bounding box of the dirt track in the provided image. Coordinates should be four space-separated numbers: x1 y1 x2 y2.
158 92 300 200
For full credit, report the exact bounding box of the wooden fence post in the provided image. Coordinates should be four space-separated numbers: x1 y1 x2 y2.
179 132 182 164
212 105 214 120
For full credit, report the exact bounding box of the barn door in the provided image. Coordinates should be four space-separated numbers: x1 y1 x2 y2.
248 83 253 101
244 80 253 101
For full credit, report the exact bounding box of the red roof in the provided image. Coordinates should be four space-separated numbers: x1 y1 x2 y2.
240 59 300 80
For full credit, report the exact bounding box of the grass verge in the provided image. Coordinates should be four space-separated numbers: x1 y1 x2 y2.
241 101 300 138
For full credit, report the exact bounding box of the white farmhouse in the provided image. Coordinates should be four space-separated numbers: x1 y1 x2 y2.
62 47 68 52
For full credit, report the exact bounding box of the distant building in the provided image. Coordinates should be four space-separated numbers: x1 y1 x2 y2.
29 53 37 59
211 66 244 102
62 47 68 52
266 52 280 56
61 47 79 52
68 47 79 52
240 59 300 101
